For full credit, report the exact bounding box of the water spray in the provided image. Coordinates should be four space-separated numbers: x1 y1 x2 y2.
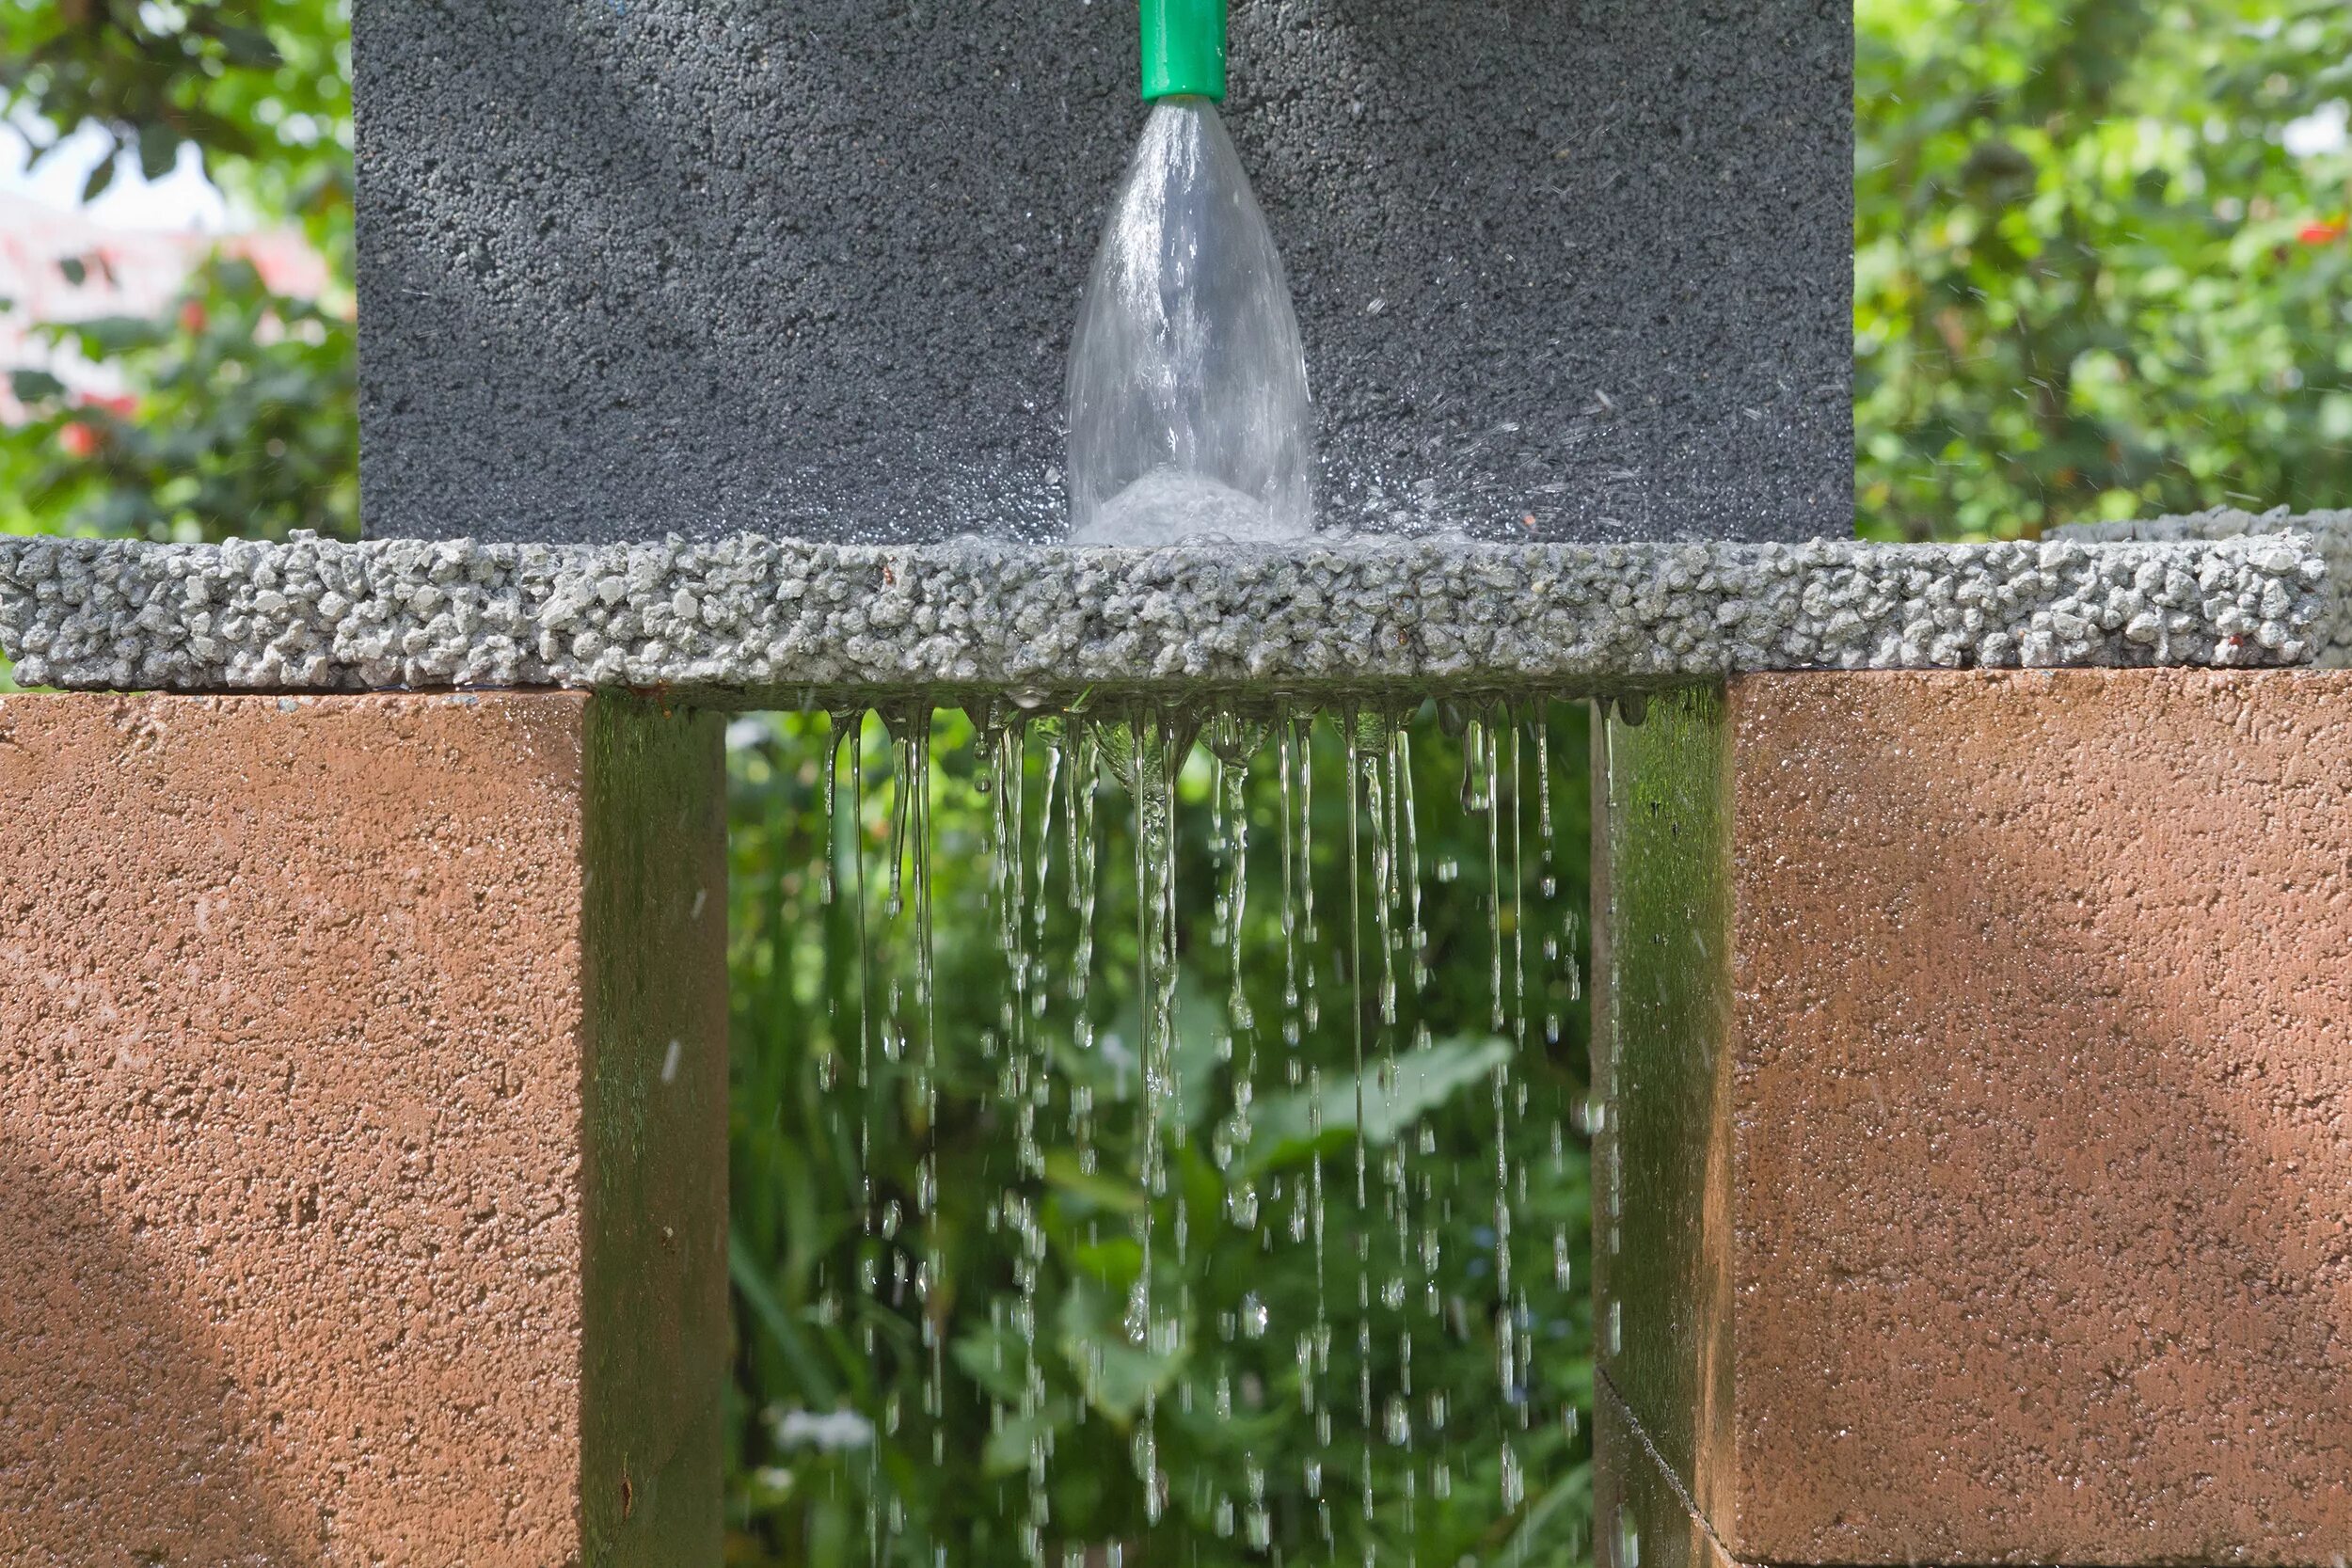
1066 0 1316 546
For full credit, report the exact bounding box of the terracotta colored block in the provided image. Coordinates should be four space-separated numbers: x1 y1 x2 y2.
0 692 727 1565
1592 671 2352 1566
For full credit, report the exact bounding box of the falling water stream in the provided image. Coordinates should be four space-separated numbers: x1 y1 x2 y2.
736 697 1592 1567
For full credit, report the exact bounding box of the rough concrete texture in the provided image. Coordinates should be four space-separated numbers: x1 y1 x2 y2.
354 0 1851 545
0 692 726 1565
2064 507 2352 667
1597 671 2352 1565
0 532 2323 702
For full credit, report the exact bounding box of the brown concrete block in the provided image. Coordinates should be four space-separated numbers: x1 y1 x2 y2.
0 692 727 1565
1594 671 2352 1566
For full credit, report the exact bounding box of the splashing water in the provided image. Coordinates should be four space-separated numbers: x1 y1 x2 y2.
1067 99 1315 544
1073 467 1307 548
729 698 1593 1566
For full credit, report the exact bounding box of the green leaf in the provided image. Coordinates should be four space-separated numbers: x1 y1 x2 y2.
1245 1035 1514 1174
950 1325 1026 1404
80 154 116 205
55 257 86 287
215 25 281 68
8 370 67 404
71 317 165 356
1057 1286 1182 1426
1063 1235 1144 1291
137 124 179 182
211 257 264 295
728 1230 839 1405
1041 1149 1144 1216
1485 1461 1593 1567
1083 968 1228 1130
166 107 258 161
981 1403 1072 1479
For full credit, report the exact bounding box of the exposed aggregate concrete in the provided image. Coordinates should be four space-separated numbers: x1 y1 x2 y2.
0 532 2324 704
2060 507 2351 668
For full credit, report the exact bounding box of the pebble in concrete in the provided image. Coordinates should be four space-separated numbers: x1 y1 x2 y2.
2061 506 2352 668
0 532 2324 702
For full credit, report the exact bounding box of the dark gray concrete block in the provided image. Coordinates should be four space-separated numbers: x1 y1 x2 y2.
356 1 1853 545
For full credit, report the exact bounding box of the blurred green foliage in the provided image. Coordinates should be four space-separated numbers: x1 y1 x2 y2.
1 0 353 540
6 255 354 538
723 705 1594 1565
1 0 352 233
1857 0 2352 539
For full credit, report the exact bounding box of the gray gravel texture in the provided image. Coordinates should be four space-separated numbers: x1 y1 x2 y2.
355 0 1851 546
2059 507 2351 668
0 533 2322 704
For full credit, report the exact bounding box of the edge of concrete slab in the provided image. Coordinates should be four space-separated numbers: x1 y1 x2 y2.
2060 505 2350 667
577 694 729 1564
1591 685 1740 1538
0 531 2326 704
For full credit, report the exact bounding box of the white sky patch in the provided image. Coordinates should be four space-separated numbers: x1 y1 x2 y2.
2283 101 2350 160
2 114 233 234
725 714 780 751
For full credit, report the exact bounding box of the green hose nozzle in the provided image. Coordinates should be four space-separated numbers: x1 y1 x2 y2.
1141 0 1226 102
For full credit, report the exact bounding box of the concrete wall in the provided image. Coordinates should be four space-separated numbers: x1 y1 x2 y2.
355 0 1852 545
0 692 726 1564
1594 670 2352 1566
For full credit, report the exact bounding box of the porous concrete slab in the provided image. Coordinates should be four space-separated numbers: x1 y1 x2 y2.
0 692 726 1563
2062 506 2352 666
1596 672 2352 1564
0 533 2321 702
355 0 1851 545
